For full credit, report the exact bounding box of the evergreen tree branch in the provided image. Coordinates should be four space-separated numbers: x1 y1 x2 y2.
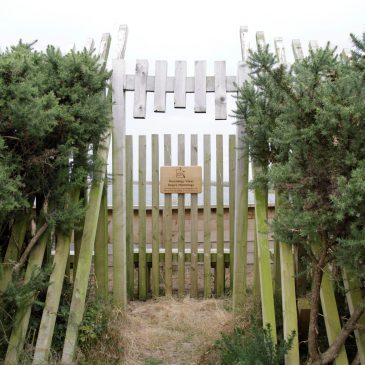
12 222 49 274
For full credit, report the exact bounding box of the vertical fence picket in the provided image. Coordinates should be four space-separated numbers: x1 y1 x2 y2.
204 135 211 297
274 37 300 365
126 135 134 299
253 31 277 343
138 136 147 300
94 188 109 300
233 61 249 311
190 134 199 297
194 61 207 113
174 61 187 108
164 135 173 296
216 135 224 296
178 134 185 297
214 61 227 120
134 60 148 118
154 61 167 112
152 135 160 297
229 135 236 290
60 32 114 364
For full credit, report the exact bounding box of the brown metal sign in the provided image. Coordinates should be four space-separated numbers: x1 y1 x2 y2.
160 166 202 194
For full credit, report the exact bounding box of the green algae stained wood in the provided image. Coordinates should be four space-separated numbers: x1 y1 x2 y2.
94 186 109 300
232 61 249 311
163 134 173 296
138 135 147 300
61 31 115 364
190 134 199 298
343 270 365 364
126 135 134 299
275 193 299 365
203 135 212 298
252 163 277 343
216 134 224 297
151 134 160 297
228 135 236 290
177 134 186 298
5 225 49 365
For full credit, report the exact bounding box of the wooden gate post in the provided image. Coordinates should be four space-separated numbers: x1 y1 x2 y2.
112 25 129 307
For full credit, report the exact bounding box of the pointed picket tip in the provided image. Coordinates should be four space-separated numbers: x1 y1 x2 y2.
116 24 129 60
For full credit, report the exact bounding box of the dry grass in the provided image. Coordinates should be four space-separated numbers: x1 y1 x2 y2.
81 296 255 365
119 297 234 365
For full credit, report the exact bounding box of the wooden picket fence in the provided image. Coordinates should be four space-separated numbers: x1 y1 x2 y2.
29 25 363 365
124 134 237 299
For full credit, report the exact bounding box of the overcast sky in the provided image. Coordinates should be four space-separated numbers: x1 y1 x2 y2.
2 0 365 181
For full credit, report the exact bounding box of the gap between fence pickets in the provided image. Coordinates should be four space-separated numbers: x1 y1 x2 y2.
125 74 238 92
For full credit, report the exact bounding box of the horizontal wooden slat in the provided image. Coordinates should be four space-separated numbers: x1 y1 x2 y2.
124 75 238 92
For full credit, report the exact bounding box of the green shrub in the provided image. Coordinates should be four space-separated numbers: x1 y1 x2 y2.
216 319 295 365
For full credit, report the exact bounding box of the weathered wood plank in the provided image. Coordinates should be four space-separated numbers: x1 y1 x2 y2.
233 60 249 311
152 134 160 297
61 32 114 363
34 223 76 364
5 218 49 365
204 135 212 298
94 187 109 300
292 39 304 60
163 134 173 296
309 40 319 52
343 270 365 364
133 60 148 118
253 163 277 343
112 58 127 307
274 37 287 65
125 74 238 93
174 61 187 108
277 194 299 365
115 24 128 60
126 135 134 299
311 243 349 365
214 61 227 120
256 31 266 49
138 136 147 300
216 135 224 296
178 134 185 298
154 61 167 112
194 61 207 113
240 26 249 61
229 134 236 290
190 134 199 298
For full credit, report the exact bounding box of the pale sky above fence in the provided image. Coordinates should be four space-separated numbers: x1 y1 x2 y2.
2 0 365 183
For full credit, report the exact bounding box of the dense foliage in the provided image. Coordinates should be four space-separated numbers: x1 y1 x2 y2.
235 33 365 363
0 42 111 361
0 42 111 227
217 320 294 365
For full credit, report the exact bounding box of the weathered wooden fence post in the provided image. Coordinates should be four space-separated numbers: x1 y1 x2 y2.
251 31 277 343
112 25 129 307
272 36 300 364
60 31 116 364
232 26 249 311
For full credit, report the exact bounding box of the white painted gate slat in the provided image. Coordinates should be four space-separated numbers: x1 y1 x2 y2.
256 31 266 49
133 60 148 118
309 40 319 52
116 25 129 60
214 61 227 120
154 60 167 112
194 61 207 113
124 74 238 93
292 39 304 60
274 37 287 65
174 61 187 108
